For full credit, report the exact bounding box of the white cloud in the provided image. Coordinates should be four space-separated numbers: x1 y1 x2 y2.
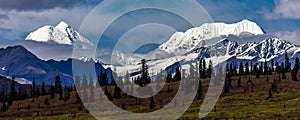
266 0 300 19
275 31 300 45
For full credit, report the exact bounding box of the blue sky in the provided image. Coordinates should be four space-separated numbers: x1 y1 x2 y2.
0 0 300 49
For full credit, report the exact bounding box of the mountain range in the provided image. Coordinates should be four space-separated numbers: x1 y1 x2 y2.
159 19 265 55
0 45 114 86
0 19 299 85
112 20 300 76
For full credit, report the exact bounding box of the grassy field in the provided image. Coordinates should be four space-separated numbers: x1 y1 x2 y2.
0 72 300 119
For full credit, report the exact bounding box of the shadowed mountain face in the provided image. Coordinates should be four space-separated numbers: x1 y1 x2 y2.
0 45 115 86
0 45 73 86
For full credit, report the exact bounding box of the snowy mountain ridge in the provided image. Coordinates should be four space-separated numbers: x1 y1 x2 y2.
159 19 265 55
114 37 300 77
25 21 94 47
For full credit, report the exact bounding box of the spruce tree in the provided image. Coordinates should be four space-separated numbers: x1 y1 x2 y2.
113 83 121 99
245 62 250 75
167 84 172 93
255 64 260 78
264 60 268 75
125 71 130 85
226 63 230 75
36 88 40 98
281 62 286 80
149 96 156 109
41 82 46 96
250 62 254 75
55 76 63 100
198 61 203 100
239 62 244 76
104 85 109 96
82 74 88 102
275 61 280 73
183 69 192 94
208 60 213 78
271 59 275 72
63 87 70 101
50 85 55 99
202 59 207 78
196 61 199 78
233 61 238 76
89 73 95 102
259 62 264 75
166 73 172 83
173 67 181 82
229 62 234 77
8 80 16 106
32 78 36 98
98 68 103 86
189 63 195 79
197 78 203 100
1 91 7 112
224 77 229 94
291 58 299 81
101 70 108 86
285 52 291 72
135 59 151 86
75 76 81 91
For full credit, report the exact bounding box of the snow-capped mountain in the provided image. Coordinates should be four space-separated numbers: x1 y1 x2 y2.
116 37 300 77
159 19 264 55
25 21 94 47
196 38 295 60
194 38 299 63
235 38 296 61
112 20 297 77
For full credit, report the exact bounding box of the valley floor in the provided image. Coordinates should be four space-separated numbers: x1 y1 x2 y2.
0 72 300 119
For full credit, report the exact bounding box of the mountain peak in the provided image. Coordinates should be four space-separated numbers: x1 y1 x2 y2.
240 19 254 23
0 45 38 64
5 45 29 53
25 21 94 47
55 21 69 31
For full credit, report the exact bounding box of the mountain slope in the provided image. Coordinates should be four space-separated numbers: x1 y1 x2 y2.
25 21 94 47
0 45 73 86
